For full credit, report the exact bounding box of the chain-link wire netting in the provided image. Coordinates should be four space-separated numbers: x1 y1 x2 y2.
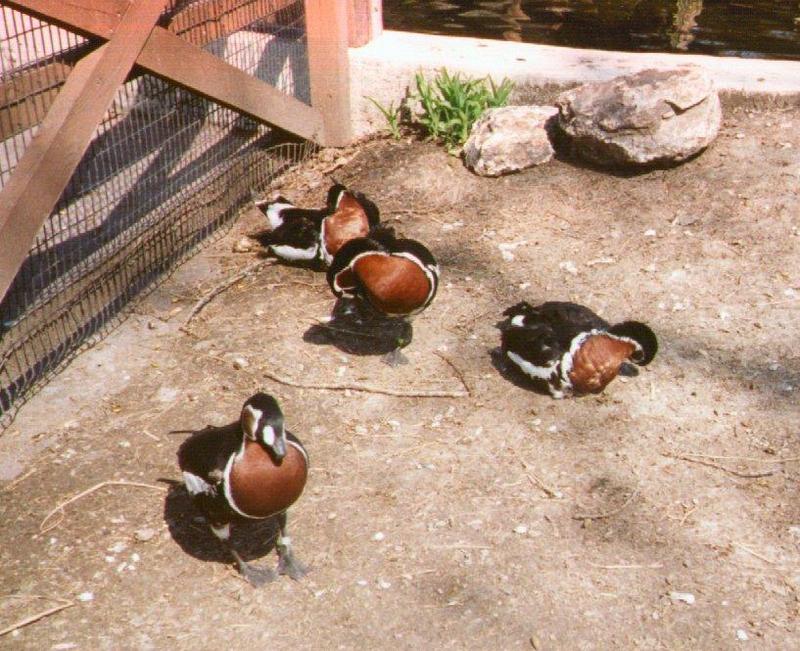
0 0 316 428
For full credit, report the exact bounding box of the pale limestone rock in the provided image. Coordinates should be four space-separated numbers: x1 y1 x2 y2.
463 105 558 177
557 67 721 168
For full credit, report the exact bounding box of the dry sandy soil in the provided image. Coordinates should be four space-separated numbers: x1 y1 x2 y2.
1 98 799 650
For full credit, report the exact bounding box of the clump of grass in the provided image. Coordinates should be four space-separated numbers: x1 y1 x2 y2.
365 97 403 140
411 68 514 153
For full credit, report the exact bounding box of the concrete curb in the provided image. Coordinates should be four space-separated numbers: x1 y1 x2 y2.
349 30 800 138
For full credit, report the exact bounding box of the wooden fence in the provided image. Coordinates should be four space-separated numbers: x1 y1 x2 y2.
0 0 383 307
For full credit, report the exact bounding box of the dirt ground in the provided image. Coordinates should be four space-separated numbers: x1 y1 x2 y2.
1 98 799 650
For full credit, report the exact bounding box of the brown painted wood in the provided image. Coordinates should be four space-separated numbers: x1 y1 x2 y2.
0 62 71 140
169 0 297 47
304 0 351 146
0 0 166 302
348 0 382 48
2 1 324 141
139 28 324 142
2 0 129 40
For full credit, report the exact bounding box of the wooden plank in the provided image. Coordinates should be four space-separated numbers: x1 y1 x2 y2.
0 62 71 140
169 0 299 47
2 0 129 40
348 0 382 48
0 0 166 302
139 27 324 142
304 0 351 146
2 1 324 142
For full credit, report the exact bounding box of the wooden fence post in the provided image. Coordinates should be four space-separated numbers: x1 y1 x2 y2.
348 0 382 48
0 0 166 303
304 0 352 147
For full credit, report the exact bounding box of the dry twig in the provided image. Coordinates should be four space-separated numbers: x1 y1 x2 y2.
261 368 468 399
663 452 776 479
434 351 472 396
588 562 663 570
520 460 561 499
0 598 74 638
1 468 36 494
573 487 640 521
40 480 167 533
181 259 272 332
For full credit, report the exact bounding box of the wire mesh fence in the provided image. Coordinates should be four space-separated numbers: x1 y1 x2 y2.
0 0 316 429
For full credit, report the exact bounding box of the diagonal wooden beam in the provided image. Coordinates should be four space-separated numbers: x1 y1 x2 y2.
0 0 166 302
3 0 325 141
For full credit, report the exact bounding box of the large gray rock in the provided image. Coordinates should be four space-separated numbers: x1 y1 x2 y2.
556 67 721 167
463 105 558 177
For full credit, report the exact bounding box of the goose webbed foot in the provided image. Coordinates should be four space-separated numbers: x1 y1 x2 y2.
229 548 277 587
276 545 308 581
618 362 639 377
381 348 409 367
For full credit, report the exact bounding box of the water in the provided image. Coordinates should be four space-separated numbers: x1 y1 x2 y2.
383 1 800 61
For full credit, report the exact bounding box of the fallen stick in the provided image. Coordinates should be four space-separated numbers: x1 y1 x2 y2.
663 452 776 479
40 480 167 533
573 488 640 521
0 601 75 638
588 562 663 570
261 368 468 398
434 351 472 397
675 451 800 464
181 259 272 331
520 459 561 499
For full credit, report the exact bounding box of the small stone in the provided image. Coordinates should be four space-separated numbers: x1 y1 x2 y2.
372 532 385 542
108 542 127 554
77 591 94 602
356 579 368 587
788 525 800 538
530 634 542 649
736 629 748 641
232 357 249 370
147 321 157 330
232 237 254 253
558 261 578 276
328 512 337 520
131 553 141 563
134 527 155 543
463 105 558 177
514 524 529 535
377 579 391 589
669 591 695 605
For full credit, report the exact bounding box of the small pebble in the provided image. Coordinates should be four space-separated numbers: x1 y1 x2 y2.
109 542 127 554
514 524 529 535
232 237 254 253
356 579 368 587
644 229 657 237
77 592 94 602
372 532 385 542
669 591 695 605
328 512 337 520
232 357 249 370
134 528 155 543
736 629 748 641
378 579 391 589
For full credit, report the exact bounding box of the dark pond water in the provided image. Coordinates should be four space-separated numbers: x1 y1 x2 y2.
383 1 800 61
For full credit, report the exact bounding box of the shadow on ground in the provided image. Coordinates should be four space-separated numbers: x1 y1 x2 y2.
162 482 280 565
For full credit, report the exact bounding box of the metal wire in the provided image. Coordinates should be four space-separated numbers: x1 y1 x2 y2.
0 0 315 428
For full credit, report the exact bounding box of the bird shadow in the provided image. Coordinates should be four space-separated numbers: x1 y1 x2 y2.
488 346 552 397
303 298 413 358
161 481 279 565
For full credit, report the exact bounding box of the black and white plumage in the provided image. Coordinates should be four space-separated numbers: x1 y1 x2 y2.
325 227 439 365
327 226 439 318
499 301 658 399
250 184 379 268
178 393 309 585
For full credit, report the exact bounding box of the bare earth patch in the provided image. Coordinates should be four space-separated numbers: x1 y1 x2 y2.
1 101 799 649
